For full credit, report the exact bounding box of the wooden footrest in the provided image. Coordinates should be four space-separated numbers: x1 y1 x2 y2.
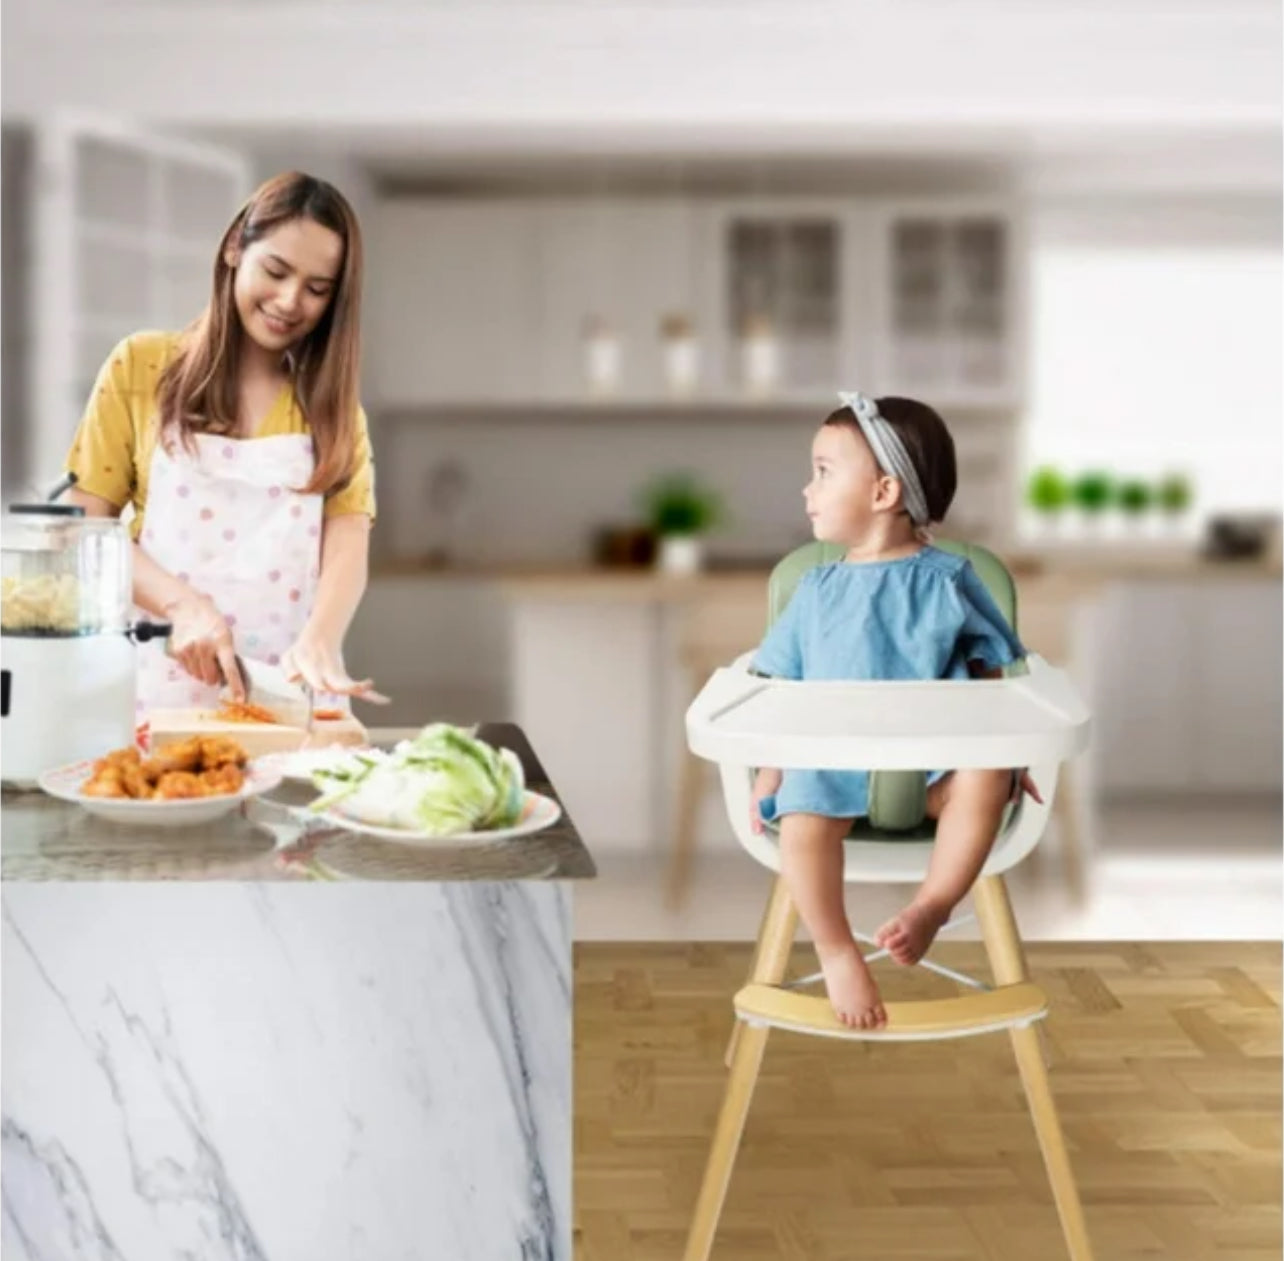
735 980 1048 1042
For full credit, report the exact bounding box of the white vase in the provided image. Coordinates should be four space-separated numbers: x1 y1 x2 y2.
740 333 780 396
583 331 622 395
662 336 700 396
657 534 703 575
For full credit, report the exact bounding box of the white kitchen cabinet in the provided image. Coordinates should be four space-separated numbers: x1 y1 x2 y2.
1093 583 1198 793
1190 581 1283 791
509 600 661 851
364 193 1026 410
868 199 1025 408
701 198 868 396
535 199 703 400
367 201 541 407
1092 579 1281 795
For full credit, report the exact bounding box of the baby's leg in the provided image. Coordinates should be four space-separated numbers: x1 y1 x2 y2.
876 769 1012 966
778 812 886 1029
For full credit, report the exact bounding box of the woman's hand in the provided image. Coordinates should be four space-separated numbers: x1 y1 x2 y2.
164 592 243 697
280 626 388 703
750 767 783 834
1010 769 1044 805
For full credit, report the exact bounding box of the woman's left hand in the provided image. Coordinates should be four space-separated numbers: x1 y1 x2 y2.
280 627 389 703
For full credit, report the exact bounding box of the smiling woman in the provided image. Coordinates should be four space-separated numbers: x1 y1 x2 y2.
62 172 384 717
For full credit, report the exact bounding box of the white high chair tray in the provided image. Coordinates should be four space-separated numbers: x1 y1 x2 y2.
686 655 1089 771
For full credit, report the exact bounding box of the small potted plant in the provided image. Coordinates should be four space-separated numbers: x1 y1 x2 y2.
1156 472 1193 534
1116 478 1153 532
641 472 724 574
1071 471 1114 535
1025 466 1071 537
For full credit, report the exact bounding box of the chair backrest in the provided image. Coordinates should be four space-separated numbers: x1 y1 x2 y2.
766 538 1019 632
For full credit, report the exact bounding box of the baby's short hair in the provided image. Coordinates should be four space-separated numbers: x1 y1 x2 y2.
825 396 957 524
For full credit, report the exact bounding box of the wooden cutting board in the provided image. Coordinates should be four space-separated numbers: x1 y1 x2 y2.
147 708 369 758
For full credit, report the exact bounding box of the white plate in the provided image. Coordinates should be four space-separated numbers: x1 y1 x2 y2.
256 746 381 783
37 758 283 828
312 790 562 845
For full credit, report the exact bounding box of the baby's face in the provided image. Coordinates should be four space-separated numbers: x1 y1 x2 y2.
803 423 897 542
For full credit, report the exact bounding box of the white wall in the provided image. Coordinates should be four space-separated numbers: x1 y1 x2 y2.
1023 194 1282 516
370 409 1013 567
3 2 1279 132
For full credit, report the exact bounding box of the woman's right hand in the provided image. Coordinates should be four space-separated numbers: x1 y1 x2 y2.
163 591 244 699
750 767 782 834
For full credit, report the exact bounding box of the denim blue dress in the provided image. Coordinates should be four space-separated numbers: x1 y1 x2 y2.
752 547 1026 824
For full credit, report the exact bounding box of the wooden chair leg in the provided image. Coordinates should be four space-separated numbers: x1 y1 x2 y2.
686 876 797 1261
973 876 1095 1261
724 875 795 1067
684 1022 770 1261
1054 759 1087 904
665 747 707 909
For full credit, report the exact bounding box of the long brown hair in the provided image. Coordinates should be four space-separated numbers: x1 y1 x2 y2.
155 171 364 496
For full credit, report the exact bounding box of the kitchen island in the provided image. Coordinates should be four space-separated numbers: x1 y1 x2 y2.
1 724 590 1260
3 881 571 1259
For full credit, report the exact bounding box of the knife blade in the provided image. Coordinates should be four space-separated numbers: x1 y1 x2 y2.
232 656 313 729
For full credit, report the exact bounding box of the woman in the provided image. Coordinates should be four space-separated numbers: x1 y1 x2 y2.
65 171 383 714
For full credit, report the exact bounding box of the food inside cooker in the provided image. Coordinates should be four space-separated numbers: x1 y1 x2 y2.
1 574 80 632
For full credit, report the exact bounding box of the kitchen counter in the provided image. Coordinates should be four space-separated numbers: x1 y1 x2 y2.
0 723 596 883
371 543 1281 598
2 880 571 1258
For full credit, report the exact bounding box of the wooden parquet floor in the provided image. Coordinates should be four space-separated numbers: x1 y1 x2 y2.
574 941 1282 1261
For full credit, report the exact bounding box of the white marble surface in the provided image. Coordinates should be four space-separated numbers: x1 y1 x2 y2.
2 883 571 1260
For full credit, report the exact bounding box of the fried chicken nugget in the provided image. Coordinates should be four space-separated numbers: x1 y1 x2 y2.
152 771 204 800
81 769 129 798
196 763 245 797
150 736 205 775
137 757 166 787
96 747 141 773
196 737 248 770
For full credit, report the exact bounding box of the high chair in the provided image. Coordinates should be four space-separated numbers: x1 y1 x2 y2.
681 540 1095 1261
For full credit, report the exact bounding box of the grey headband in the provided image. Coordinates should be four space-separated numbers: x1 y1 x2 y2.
836 390 931 527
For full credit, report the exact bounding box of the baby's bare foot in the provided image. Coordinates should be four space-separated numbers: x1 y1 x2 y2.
815 940 887 1029
876 898 951 966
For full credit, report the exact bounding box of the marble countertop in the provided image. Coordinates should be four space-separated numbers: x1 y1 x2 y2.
0 723 596 883
3 880 571 1258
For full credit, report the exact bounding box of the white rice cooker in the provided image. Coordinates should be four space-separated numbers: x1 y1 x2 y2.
1 490 170 785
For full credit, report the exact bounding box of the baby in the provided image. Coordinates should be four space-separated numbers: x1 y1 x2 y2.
750 392 1041 1030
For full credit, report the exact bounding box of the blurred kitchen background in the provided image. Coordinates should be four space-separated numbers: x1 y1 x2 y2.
2 0 1280 938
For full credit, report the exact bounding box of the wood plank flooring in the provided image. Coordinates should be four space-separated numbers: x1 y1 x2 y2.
574 941 1281 1260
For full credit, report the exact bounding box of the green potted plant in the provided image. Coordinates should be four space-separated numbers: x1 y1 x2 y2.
641 472 724 574
1025 466 1071 536
1156 472 1193 534
1116 478 1153 531
1071 471 1113 534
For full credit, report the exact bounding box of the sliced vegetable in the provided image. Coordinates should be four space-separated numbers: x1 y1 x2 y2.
308 724 525 836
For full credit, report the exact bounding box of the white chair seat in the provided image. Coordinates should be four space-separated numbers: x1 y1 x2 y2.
687 651 1088 884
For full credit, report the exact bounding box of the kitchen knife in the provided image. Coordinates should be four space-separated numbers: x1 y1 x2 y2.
232 657 314 730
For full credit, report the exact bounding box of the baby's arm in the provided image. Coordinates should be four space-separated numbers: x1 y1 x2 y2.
749 767 782 834
746 575 812 832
